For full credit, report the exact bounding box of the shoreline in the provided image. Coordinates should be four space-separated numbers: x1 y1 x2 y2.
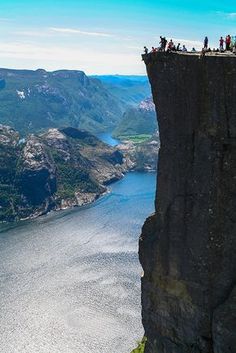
0 170 157 226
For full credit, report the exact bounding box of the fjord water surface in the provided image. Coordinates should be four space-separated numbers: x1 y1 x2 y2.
0 172 156 353
97 132 120 146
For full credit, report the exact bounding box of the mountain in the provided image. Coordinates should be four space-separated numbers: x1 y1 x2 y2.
0 69 123 135
91 75 151 107
0 124 128 222
113 97 157 137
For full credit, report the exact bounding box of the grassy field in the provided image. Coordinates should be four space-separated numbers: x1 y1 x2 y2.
119 134 152 144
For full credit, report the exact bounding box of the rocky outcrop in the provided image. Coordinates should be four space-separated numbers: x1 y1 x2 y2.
140 52 236 353
118 132 160 172
17 135 57 215
0 126 128 222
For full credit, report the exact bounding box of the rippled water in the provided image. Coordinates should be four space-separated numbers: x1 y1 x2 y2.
0 172 156 353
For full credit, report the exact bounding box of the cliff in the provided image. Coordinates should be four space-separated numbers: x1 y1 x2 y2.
0 125 127 222
139 52 236 353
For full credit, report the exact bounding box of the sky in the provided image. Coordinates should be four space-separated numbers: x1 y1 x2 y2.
0 0 235 74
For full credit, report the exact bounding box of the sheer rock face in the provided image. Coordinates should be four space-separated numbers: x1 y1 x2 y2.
139 53 236 353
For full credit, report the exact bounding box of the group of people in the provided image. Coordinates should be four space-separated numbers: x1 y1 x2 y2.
144 35 236 55
144 36 196 54
219 35 236 52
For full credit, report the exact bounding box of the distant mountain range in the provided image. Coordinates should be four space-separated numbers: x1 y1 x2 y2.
0 69 124 135
0 70 151 136
92 75 151 107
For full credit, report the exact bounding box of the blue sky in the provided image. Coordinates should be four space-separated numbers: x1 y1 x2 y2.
0 0 235 74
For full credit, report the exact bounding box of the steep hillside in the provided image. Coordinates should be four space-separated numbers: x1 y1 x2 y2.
0 125 127 222
113 97 157 137
140 52 236 353
0 69 122 135
92 75 151 107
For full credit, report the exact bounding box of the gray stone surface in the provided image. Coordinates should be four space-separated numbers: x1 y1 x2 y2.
139 52 236 353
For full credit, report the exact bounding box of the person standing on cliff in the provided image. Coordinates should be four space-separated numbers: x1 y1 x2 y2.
219 36 224 51
160 36 166 51
144 46 148 54
204 36 208 49
226 35 231 51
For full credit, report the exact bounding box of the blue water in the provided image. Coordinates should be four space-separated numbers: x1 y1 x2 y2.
0 172 156 353
97 132 120 146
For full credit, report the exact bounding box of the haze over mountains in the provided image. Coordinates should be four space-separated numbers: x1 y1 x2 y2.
0 69 152 136
91 75 151 107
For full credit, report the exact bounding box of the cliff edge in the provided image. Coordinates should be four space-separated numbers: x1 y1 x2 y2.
139 52 236 353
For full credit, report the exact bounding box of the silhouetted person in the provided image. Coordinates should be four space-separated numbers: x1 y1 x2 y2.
176 43 181 51
160 36 167 51
226 35 231 51
163 37 167 51
219 36 224 51
144 46 148 54
159 36 164 50
182 45 187 52
204 36 208 49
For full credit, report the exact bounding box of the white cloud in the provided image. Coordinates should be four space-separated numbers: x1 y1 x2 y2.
171 38 203 50
50 27 114 37
216 11 236 19
0 41 145 75
227 13 236 18
13 30 54 38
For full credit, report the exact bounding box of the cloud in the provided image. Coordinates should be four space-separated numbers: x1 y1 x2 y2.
152 37 203 50
216 11 236 19
227 12 236 18
171 38 203 49
0 41 145 75
50 27 114 37
13 30 53 38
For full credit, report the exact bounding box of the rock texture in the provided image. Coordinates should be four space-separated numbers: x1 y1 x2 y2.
117 132 160 172
0 125 127 222
139 52 236 353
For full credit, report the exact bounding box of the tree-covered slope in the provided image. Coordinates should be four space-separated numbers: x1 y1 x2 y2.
113 98 157 137
0 69 123 135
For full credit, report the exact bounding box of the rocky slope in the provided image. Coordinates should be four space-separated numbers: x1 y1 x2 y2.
0 125 127 222
117 132 160 172
0 69 123 135
140 52 236 352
